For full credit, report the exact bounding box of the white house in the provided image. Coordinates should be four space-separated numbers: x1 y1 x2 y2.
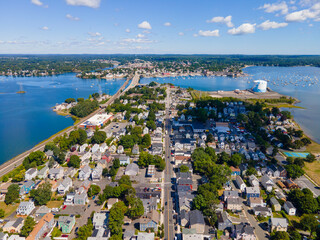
260 175 274 192
48 168 64 180
91 165 103 181
284 201 296 216
57 177 72 195
79 144 88 153
100 143 108 153
79 165 92 181
235 176 246 192
91 144 100 153
25 168 38 181
248 175 259 187
117 145 124 154
16 201 35 216
143 127 149 135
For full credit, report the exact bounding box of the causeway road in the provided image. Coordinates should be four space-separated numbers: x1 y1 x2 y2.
0 75 132 178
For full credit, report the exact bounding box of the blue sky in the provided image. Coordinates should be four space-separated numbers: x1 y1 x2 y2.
0 0 320 54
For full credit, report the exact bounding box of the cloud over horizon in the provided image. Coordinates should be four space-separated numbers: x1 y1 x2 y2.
228 23 256 35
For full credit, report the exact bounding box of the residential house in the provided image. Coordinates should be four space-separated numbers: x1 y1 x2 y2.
19 181 35 195
35 206 51 217
253 206 272 217
91 165 103 181
7 235 25 240
230 166 241 176
125 163 139 176
232 223 256 240
26 213 54 240
132 144 140 155
100 143 108 153
107 198 118 209
226 198 242 212
58 215 76 233
139 210 160 231
137 232 154 240
117 145 124 154
74 192 88 205
248 197 265 208
57 177 72 195
79 165 92 181
48 168 64 180
3 218 24 233
217 211 232 230
246 187 260 199
119 155 130 165
37 166 49 179
143 127 149 135
91 144 100 153
284 179 299 189
269 218 288 232
16 201 35 216
235 176 246 192
92 212 108 229
25 168 37 181
179 210 189 227
142 197 158 214
188 210 205 234
260 175 274 192
178 192 194 212
223 190 239 201
248 175 259 187
284 201 296 216
270 197 281 212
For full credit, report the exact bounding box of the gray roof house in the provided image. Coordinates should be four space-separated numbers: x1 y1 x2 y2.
125 163 139 176
188 210 205 234
91 165 103 181
92 212 108 229
79 165 91 181
260 175 274 192
57 177 72 195
223 190 239 201
270 197 281 212
74 192 88 205
269 218 288 232
37 166 49 179
232 223 255 240
217 211 232 230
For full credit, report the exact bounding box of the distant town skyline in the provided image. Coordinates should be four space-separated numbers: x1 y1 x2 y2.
1 0 320 54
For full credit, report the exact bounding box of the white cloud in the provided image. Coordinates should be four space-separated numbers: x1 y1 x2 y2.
65 0 101 8
198 30 220 37
31 0 43 6
138 21 152 30
258 20 288 30
164 22 171 27
88 32 101 37
66 14 80 21
41 26 49 30
228 23 256 35
206 15 234 27
136 34 145 38
122 38 154 43
178 32 184 36
125 29 131 33
260 2 289 14
285 3 320 21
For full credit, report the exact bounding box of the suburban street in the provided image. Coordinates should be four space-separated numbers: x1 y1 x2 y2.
164 87 174 240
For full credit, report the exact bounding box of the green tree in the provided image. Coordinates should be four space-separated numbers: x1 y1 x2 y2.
300 215 319 236
68 155 81 168
30 182 52 205
51 227 62 237
229 153 242 167
91 131 107 144
65 98 76 103
146 120 156 131
285 164 305 179
20 216 36 237
23 150 46 169
180 165 189 173
118 175 132 186
88 185 101 197
270 231 289 240
126 198 144 219
5 184 20 205
141 134 151 148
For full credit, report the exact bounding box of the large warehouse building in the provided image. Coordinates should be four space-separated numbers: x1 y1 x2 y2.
79 113 113 129
252 80 267 93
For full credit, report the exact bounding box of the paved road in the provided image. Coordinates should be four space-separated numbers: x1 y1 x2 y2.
243 204 269 240
164 87 174 240
0 76 132 178
296 175 320 197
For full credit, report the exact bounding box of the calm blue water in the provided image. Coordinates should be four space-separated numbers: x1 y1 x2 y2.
141 66 320 144
0 74 125 164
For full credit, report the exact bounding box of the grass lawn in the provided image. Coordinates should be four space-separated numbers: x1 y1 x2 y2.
0 202 18 218
286 214 302 223
304 161 320 186
306 140 320 153
47 200 64 208
273 212 283 218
